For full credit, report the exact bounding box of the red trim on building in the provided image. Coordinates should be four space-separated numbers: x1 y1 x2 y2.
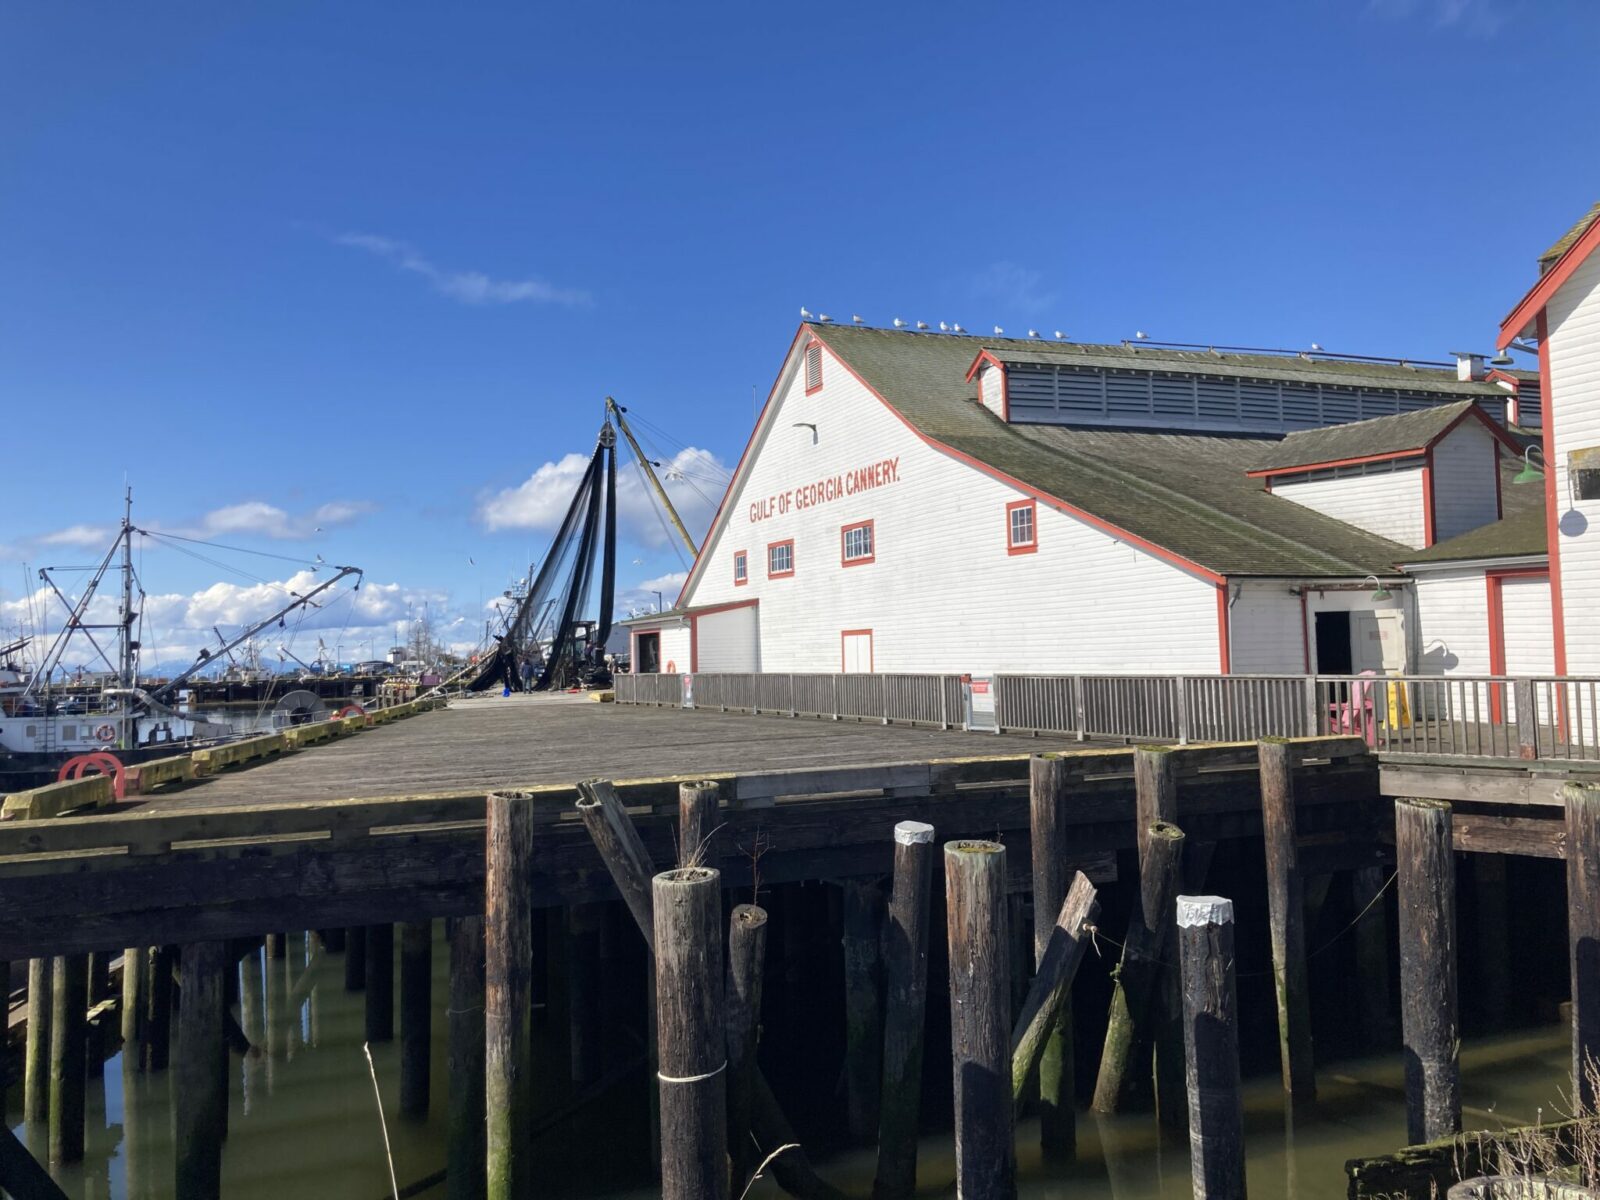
691 598 760 618
1538 311 1569 675
840 519 876 567
1216 584 1232 675
766 538 795 579
803 340 823 395
686 598 760 674
1247 406 1521 481
1485 368 1522 391
1005 498 1038 555
1421 448 1437 548
733 549 748 587
840 628 875 673
1499 213 1600 346
1485 566 1550 724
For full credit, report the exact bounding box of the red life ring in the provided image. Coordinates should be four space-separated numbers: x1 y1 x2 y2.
665 660 677 674
335 704 367 720
57 751 126 800
94 722 116 742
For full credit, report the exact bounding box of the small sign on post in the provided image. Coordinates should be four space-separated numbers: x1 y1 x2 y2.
681 674 695 709
964 675 998 734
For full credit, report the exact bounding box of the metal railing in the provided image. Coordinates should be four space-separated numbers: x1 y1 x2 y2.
615 670 1600 761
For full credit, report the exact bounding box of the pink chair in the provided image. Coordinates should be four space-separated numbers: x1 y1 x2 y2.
1328 671 1380 746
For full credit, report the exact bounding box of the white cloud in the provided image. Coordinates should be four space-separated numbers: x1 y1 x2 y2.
618 572 688 615
180 498 374 541
1365 0 1507 36
38 524 113 548
973 261 1058 316
335 232 591 308
479 447 730 551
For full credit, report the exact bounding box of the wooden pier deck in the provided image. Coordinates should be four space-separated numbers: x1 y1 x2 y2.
137 692 1085 809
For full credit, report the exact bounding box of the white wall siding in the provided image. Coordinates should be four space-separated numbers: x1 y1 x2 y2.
685 341 1222 675
978 364 1005 420
1414 568 1494 678
1431 421 1502 543
1227 583 1305 674
1548 250 1600 674
1501 575 1555 676
1272 465 1427 548
694 605 760 672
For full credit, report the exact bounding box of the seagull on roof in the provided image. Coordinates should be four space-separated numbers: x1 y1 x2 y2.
916 320 929 330
953 323 965 333
1054 331 1066 339
800 306 813 319
1135 331 1149 340
1028 329 1039 338
939 321 949 332
893 317 907 328
993 325 1004 336
818 313 832 322
852 314 864 324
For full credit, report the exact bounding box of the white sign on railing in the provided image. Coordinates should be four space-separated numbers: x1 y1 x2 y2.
965 675 998 734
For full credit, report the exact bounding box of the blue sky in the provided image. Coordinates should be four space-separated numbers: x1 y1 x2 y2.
2 0 1596 665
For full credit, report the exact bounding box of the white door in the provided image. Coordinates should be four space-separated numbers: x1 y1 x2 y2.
841 631 873 674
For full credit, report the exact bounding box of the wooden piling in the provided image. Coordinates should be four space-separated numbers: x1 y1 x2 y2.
1258 738 1315 1107
365 923 394 1043
725 903 767 1188
945 839 1012 1200
344 926 366 992
121 948 147 1072
486 791 536 1200
842 879 885 1143
1030 752 1078 1159
448 915 486 1200
1565 782 1600 1110
47 955 86 1166
146 947 174 1071
654 866 727 1200
174 941 227 1200
568 903 604 1086
1012 872 1100 1101
24 959 50 1127
266 932 285 960
1176 896 1246 1200
1093 820 1186 1112
875 820 935 1200
678 780 720 867
400 919 433 1119
1395 797 1460 1145
1351 864 1396 1046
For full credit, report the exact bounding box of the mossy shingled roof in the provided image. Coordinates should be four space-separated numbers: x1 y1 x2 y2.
1540 202 1600 274
807 323 1436 578
1247 401 1480 473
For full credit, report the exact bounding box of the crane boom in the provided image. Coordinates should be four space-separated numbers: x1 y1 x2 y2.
605 396 697 557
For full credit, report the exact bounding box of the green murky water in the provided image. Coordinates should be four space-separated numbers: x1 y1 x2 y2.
7 930 1575 1199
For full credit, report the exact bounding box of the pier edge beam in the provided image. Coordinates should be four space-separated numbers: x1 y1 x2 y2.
486 792 536 1200
1029 753 1077 1160
174 941 227 1200
1258 738 1315 1107
1566 782 1600 1111
653 866 728 1200
448 915 487 1200
1177 895 1246 1200
1395 796 1461 1145
946 839 1014 1200
399 919 433 1119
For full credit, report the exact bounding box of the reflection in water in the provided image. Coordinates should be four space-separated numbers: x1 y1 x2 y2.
0 930 1576 1199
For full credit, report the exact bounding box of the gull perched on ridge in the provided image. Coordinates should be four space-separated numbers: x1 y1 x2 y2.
800 306 813 319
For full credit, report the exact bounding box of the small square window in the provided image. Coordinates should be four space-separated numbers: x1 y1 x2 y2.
1007 500 1037 554
733 551 748 586
768 540 794 578
804 343 823 394
841 521 874 565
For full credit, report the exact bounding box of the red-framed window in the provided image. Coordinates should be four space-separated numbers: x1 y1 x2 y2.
804 342 823 394
767 539 795 578
1006 498 1037 554
840 520 875 566
733 550 748 586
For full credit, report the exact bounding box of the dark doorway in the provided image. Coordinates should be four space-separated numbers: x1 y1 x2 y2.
636 632 661 674
1314 610 1352 675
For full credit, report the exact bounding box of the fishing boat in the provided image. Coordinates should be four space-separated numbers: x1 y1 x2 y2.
0 490 363 790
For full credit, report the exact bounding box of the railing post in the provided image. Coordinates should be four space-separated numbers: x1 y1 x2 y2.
1072 676 1086 742
789 674 797 718
832 673 840 721
939 676 950 730
1175 678 1190 746
1303 676 1320 738
1514 678 1539 760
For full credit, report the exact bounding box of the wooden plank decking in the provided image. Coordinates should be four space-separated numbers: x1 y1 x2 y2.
134 692 1086 808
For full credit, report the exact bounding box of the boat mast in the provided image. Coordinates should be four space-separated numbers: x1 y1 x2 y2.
118 486 136 691
605 396 698 557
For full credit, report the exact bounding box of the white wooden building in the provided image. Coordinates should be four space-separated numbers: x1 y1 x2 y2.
624 323 1532 679
1497 201 1600 677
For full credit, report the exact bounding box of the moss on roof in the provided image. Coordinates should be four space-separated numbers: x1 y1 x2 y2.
1540 201 1600 274
807 323 1437 579
1403 502 1547 565
1247 402 1479 473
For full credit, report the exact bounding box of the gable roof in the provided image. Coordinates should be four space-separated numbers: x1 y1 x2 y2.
1402 501 1547 566
803 323 1422 579
1245 400 1517 476
1501 200 1600 346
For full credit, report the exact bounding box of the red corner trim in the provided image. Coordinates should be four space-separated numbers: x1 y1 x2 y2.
1216 584 1232 675
1421 448 1437 548
1005 498 1038 555
1538 311 1569 675
840 519 875 567
1485 368 1522 391
1499 213 1600 347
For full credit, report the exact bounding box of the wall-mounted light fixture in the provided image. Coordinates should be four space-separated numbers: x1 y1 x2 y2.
1514 445 1545 484
1364 575 1393 602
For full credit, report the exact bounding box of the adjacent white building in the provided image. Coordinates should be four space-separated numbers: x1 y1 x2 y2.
625 324 1529 679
